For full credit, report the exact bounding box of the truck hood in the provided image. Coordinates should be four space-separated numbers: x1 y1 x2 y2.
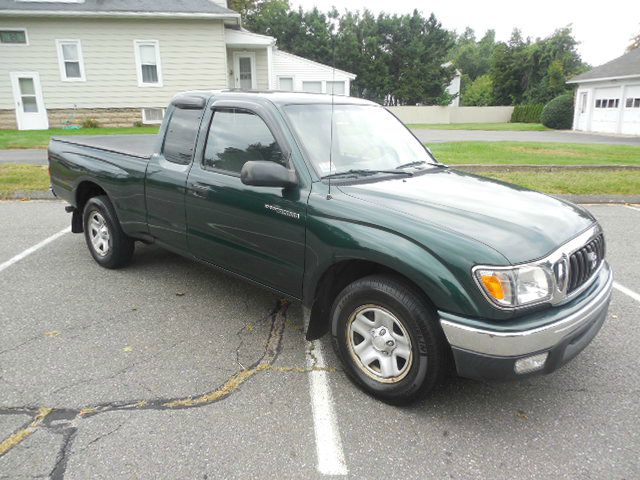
337 168 595 264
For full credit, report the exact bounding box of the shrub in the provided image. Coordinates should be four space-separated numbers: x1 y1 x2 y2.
462 75 493 106
82 118 100 129
511 104 544 123
541 94 574 130
133 121 144 128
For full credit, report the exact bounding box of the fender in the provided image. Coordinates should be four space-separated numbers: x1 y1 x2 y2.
302 214 509 340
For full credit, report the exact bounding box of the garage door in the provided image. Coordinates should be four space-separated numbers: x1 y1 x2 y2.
621 84 640 135
591 87 621 133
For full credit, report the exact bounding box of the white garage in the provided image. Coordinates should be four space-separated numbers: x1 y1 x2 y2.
569 48 640 135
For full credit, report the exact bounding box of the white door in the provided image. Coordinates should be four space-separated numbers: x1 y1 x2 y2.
621 84 640 135
10 72 49 130
591 86 622 134
233 52 256 90
575 90 590 131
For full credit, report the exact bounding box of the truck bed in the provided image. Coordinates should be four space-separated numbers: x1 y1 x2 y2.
51 134 157 159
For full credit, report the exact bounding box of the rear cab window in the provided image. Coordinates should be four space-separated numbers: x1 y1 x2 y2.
162 107 204 165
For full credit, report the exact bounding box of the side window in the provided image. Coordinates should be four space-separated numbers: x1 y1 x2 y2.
203 109 285 174
162 108 203 165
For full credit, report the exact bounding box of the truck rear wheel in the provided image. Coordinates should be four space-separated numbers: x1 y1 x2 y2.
331 274 448 404
82 195 134 269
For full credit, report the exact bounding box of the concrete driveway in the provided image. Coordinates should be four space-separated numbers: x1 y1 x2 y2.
0 200 639 479
411 128 640 145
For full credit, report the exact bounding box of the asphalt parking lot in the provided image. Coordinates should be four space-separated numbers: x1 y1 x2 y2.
0 200 639 479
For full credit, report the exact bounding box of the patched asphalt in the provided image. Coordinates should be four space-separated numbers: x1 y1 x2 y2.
0 200 638 479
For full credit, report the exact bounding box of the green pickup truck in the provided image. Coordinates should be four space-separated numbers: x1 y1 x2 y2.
49 91 612 403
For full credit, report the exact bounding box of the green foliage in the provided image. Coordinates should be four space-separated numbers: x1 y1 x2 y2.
541 93 574 129
81 118 100 129
245 3 455 105
450 28 496 81
490 27 587 105
240 2 587 107
629 32 640 52
462 74 493 106
511 104 544 123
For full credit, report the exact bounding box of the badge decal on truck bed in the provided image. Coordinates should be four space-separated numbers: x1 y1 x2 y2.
265 204 300 220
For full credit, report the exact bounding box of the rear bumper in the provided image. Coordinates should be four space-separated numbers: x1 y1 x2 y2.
439 262 613 381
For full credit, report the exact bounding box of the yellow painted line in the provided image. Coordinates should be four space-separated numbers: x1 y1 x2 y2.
0 407 52 456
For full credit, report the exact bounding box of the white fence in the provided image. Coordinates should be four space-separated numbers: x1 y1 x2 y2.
386 106 515 124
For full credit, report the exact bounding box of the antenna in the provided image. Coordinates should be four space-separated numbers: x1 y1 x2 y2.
327 33 336 201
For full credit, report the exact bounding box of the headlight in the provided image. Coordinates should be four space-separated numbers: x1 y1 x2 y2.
475 265 553 308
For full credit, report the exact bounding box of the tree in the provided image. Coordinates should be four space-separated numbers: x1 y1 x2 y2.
629 31 640 51
451 28 496 81
462 74 493 106
490 26 587 105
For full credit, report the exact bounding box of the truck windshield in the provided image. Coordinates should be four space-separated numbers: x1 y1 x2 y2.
283 104 437 178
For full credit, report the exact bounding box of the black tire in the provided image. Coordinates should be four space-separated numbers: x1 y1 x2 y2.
331 274 449 404
82 195 134 269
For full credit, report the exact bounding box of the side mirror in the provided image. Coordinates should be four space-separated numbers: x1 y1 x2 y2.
241 161 298 189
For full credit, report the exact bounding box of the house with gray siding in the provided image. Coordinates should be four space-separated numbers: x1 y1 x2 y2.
0 0 355 130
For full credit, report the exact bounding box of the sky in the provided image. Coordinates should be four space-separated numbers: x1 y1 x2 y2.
290 0 640 67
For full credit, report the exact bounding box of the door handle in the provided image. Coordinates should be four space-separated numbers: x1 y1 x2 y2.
189 183 209 198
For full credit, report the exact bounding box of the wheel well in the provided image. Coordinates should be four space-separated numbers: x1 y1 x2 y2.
72 181 107 233
305 260 430 340
75 181 107 212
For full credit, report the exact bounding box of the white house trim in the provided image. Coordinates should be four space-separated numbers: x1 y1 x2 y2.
0 27 29 46
567 74 640 84
267 45 274 90
133 39 163 88
55 39 86 82
225 28 275 47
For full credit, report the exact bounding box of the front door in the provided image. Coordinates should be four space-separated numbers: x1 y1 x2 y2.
185 105 307 297
10 72 49 130
233 52 256 90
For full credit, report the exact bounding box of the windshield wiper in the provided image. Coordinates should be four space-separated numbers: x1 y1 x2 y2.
395 160 446 170
322 169 413 180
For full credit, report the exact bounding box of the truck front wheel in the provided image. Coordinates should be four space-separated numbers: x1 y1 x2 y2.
331 274 449 404
82 195 134 269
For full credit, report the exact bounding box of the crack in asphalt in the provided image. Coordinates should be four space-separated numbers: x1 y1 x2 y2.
0 298 317 477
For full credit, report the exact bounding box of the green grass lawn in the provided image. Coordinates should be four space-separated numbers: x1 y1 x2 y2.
408 122 549 131
429 141 640 165
2 140 639 197
479 170 640 195
0 126 160 150
0 164 50 198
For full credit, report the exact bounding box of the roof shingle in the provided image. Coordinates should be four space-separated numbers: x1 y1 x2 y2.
0 0 237 16
568 48 640 83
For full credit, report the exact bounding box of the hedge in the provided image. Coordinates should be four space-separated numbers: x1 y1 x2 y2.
541 94 575 130
510 104 544 123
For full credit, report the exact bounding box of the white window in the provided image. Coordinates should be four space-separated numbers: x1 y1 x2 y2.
56 40 85 81
134 40 162 87
278 76 294 91
0 29 28 45
142 108 165 124
579 92 587 113
326 81 346 96
302 81 322 93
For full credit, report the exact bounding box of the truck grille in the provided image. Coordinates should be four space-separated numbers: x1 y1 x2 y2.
567 234 605 293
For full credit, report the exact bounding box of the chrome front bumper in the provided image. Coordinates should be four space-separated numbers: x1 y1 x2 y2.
439 262 612 379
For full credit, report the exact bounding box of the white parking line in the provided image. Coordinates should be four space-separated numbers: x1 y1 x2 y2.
613 282 640 304
304 311 348 476
0 226 70 274
623 205 640 213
